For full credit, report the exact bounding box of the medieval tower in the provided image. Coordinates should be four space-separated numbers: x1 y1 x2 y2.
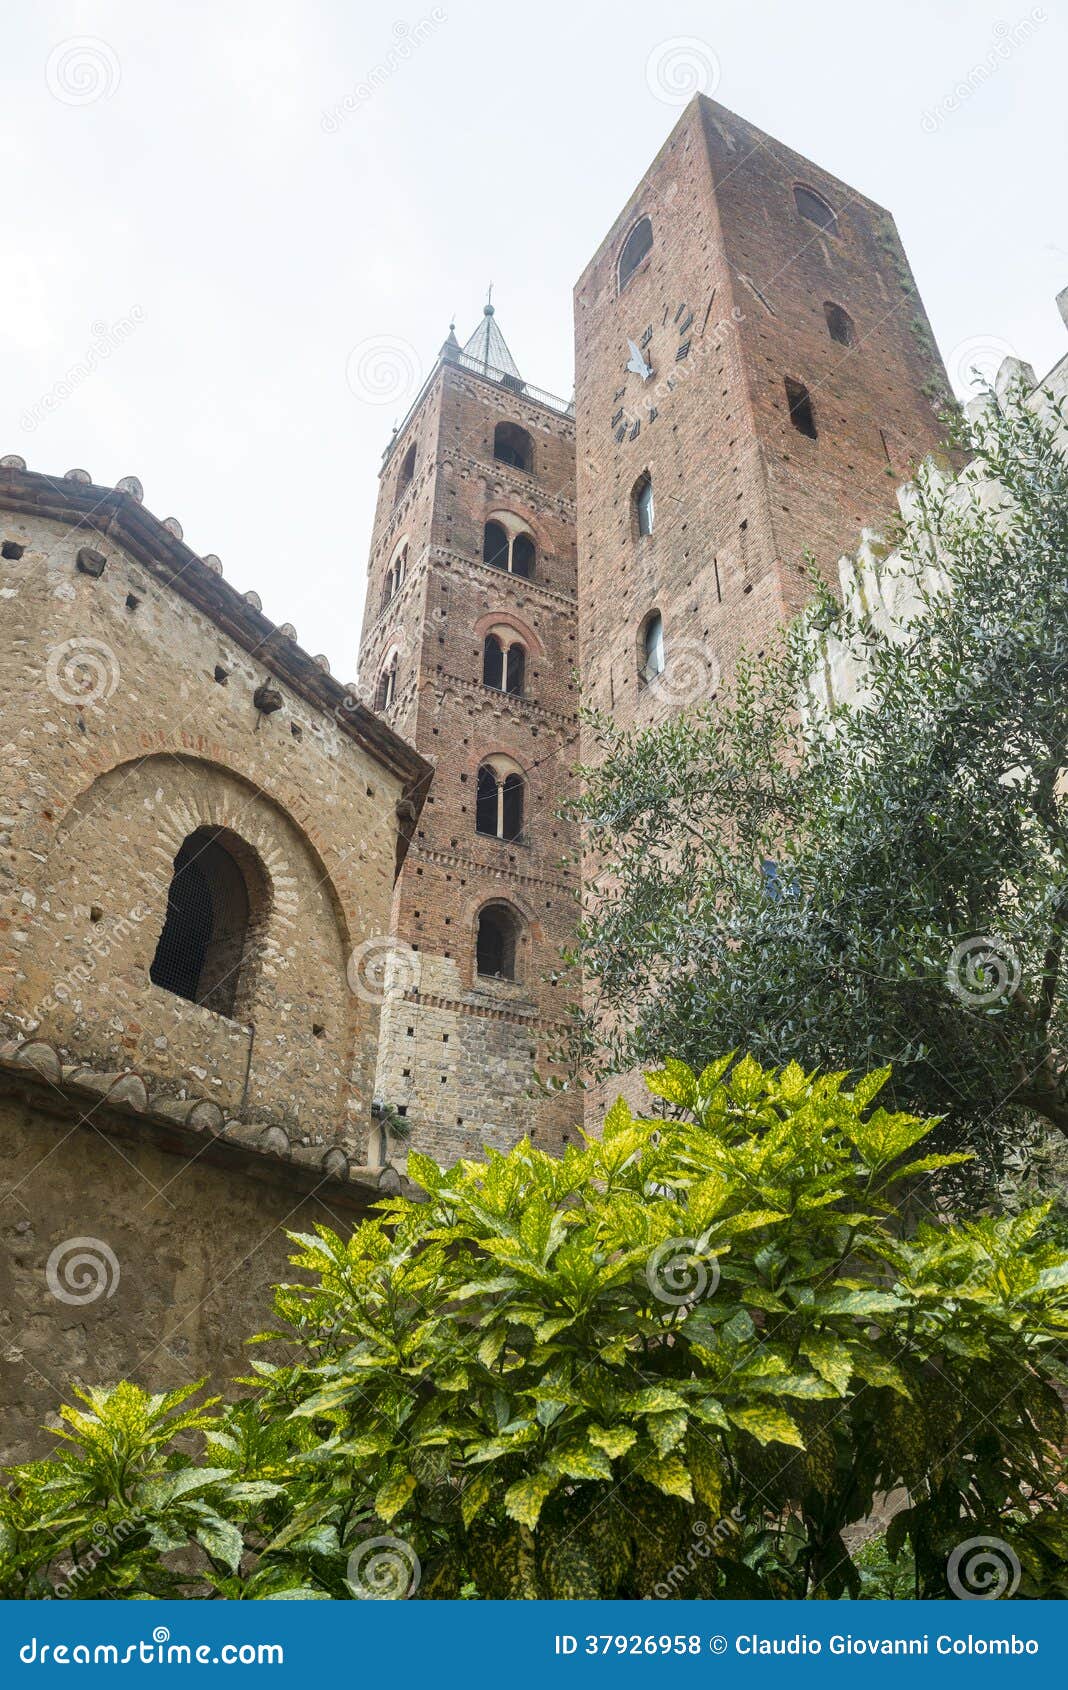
359 94 953 1156
357 304 580 1160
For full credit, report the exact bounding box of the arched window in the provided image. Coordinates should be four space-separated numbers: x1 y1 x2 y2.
150 828 262 1018
394 443 416 504
506 644 525 695
823 302 855 347
482 634 504 689
618 216 653 291
376 650 399 710
633 472 655 537
476 903 522 981
511 533 534 578
482 631 526 695
494 423 533 474
384 541 408 606
476 759 525 841
784 377 818 440
483 518 536 578
641 611 665 681
483 520 510 570
794 185 837 233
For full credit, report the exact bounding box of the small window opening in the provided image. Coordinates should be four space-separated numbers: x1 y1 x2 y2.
823 302 855 347
476 904 521 980
633 473 655 537
641 612 665 681
618 216 653 291
493 423 533 474
794 185 838 233
394 443 416 504
785 378 818 440
150 828 261 1018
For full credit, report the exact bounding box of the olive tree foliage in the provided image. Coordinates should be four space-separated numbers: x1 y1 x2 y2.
567 386 1068 1177
2 1060 1067 1599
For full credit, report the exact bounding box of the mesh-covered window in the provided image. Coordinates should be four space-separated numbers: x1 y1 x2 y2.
150 830 252 1017
618 216 653 291
794 185 837 233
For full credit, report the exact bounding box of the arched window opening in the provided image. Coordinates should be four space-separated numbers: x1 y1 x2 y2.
476 762 525 841
641 611 665 681
394 443 416 504
482 631 526 695
476 903 521 981
494 423 533 473
384 542 408 606
633 472 655 537
784 377 818 440
618 216 653 292
482 634 504 689
483 519 536 578
824 302 855 347
376 651 399 711
511 533 535 578
794 185 837 233
506 643 525 695
483 520 510 570
150 829 258 1018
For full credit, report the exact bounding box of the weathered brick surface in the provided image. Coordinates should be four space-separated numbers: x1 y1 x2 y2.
0 470 426 1448
358 352 583 1160
572 95 953 1125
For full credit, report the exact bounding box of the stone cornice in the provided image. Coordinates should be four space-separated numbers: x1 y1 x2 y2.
0 465 431 807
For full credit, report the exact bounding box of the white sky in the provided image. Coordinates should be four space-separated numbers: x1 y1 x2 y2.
3 0 1064 678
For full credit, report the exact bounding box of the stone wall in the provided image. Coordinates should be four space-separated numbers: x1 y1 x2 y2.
0 463 429 1455
0 1080 378 1465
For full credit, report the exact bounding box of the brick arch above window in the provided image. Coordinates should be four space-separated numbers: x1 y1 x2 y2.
472 609 544 658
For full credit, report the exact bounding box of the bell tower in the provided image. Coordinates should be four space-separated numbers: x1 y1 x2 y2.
357 301 580 1162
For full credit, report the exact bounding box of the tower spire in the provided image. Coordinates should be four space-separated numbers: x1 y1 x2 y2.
460 292 520 379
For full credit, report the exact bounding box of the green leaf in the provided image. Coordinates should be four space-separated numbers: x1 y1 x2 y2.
375 1471 416 1524
587 1424 638 1459
193 1512 244 1572
726 1405 805 1448
461 1470 494 1529
504 1470 559 1529
628 1445 694 1501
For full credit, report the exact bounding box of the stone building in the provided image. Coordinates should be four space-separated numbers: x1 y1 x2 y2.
1 93 968 1452
0 461 429 1458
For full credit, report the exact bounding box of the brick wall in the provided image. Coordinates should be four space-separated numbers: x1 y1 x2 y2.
357 355 583 1161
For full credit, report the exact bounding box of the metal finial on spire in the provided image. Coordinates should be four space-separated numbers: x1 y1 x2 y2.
485 281 494 315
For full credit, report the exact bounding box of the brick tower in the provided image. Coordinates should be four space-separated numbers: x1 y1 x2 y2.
357 303 580 1162
572 95 954 1124
573 94 953 737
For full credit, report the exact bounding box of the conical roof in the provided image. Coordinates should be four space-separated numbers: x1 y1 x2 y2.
460 303 520 379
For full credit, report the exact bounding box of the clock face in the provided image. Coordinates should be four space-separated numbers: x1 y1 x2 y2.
611 302 694 443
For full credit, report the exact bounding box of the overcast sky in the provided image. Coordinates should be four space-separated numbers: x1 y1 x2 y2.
3 1 1064 677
